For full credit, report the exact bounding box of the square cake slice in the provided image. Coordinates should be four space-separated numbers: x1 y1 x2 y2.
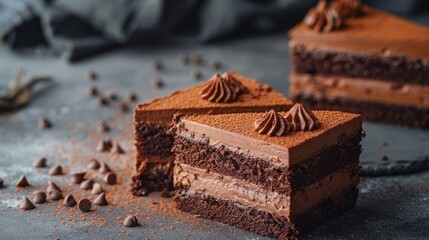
172 104 363 239
132 72 292 195
288 1 429 128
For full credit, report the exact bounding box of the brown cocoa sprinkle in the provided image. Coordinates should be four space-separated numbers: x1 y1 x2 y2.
98 96 109 106
117 101 129 112
91 183 103 195
16 176 30 187
71 172 86 184
0 177 3 188
105 89 118 100
20 197 36 210
126 91 138 102
152 78 164 88
103 172 117 185
48 189 63 201
94 192 108 206
381 155 389 161
86 70 98 81
96 139 113 152
33 157 47 168
97 121 110 132
39 117 52 129
88 159 101 170
153 60 163 70
48 164 63 176
123 215 138 227
192 54 203 65
80 179 95 190
191 70 202 80
47 180 62 193
210 60 221 69
99 162 113 174
32 191 47 204
87 86 98 97
63 195 77 207
178 53 190 64
111 143 125 154
78 198 92 212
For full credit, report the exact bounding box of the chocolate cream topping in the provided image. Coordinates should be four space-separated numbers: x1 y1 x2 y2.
254 110 291 136
200 73 246 103
304 0 343 33
284 103 320 131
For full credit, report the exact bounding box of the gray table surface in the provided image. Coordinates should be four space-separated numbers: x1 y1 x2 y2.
0 35 429 240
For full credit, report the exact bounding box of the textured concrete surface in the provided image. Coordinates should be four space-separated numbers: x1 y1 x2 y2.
0 35 428 239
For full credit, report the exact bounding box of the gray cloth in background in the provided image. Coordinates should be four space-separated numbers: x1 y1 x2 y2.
0 0 428 62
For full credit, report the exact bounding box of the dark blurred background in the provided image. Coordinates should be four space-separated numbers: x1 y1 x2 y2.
1 0 428 62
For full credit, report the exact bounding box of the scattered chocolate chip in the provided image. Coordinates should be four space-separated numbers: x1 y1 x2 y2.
20 197 36 210
48 189 63 201
91 183 103 195
99 162 112 174
191 70 202 80
0 177 3 188
383 142 389 147
381 155 389 161
88 159 101 170
32 191 47 204
117 101 129 112
178 53 189 64
153 60 163 70
78 198 92 212
94 192 108 206
71 172 86 184
123 215 138 227
98 96 109 106
86 70 98 81
161 188 173 198
97 139 113 152
63 194 77 207
47 180 62 193
111 143 125 154
210 60 222 69
126 91 138 102
87 86 98 97
152 78 164 88
192 54 203 65
16 176 30 187
97 121 110 133
33 157 47 168
105 90 118 101
80 179 95 190
103 172 117 185
48 164 63 176
39 117 52 129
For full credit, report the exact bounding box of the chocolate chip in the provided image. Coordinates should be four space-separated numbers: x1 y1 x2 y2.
191 70 202 80
152 78 164 88
210 60 221 69
48 164 63 176
48 189 63 201
16 176 30 187
32 191 47 204
78 198 92 212
192 54 203 65
39 117 52 129
105 90 118 101
111 143 125 154
383 142 389 147
97 121 110 133
97 139 113 152
126 91 138 102
20 197 36 210
94 192 108 206
123 215 138 227
87 86 98 97
98 96 109 106
178 53 189 64
88 159 101 170
161 188 173 198
91 183 103 195
103 172 117 185
0 177 3 188
99 162 112 174
47 180 62 193
63 194 77 207
117 101 129 112
80 179 95 190
71 172 86 184
86 70 98 81
33 157 47 168
381 155 389 161
153 60 163 70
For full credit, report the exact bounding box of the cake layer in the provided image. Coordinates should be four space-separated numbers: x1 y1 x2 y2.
293 95 429 128
175 186 358 239
134 72 292 125
174 111 362 166
173 130 362 194
290 73 429 108
135 123 173 158
175 163 359 218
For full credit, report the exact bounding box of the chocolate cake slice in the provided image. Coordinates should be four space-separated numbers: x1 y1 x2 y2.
132 72 292 196
288 0 429 128
171 104 363 239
